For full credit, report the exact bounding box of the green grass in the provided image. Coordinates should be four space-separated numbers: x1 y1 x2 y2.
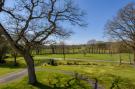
0 55 50 76
0 62 24 76
1 54 135 89
41 63 135 89
0 71 92 89
0 56 49 76
1 53 133 76
5 53 134 63
35 53 134 62
0 67 22 76
1 64 135 89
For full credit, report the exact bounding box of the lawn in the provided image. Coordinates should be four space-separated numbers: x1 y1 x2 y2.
1 62 135 89
0 67 22 76
1 53 134 76
35 53 134 62
1 54 135 89
40 63 135 89
5 53 134 63
0 71 92 89
0 62 24 76
0 56 49 76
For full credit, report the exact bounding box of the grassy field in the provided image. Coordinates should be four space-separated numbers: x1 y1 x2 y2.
41 63 135 89
35 53 134 62
6 53 134 62
0 56 42 76
0 61 25 76
1 53 134 76
0 66 22 76
0 71 92 89
0 62 135 89
0 54 135 89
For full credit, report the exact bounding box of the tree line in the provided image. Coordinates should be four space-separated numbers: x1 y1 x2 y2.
32 41 133 55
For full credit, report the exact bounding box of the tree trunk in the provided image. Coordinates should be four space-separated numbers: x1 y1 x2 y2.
62 45 66 60
24 52 37 84
0 47 6 64
119 53 122 65
14 54 17 66
134 51 135 64
128 52 132 64
0 49 3 62
0 24 37 84
36 48 40 55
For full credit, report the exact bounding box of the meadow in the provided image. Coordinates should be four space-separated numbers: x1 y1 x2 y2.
0 53 135 89
35 53 134 62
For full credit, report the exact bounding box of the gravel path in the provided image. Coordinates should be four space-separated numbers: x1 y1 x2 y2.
0 69 27 83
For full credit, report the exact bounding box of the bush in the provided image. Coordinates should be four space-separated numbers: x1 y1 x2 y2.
42 63 49 66
48 59 57 66
67 62 74 65
0 59 6 64
74 61 79 65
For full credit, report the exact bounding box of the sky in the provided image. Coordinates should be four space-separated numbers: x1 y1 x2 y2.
3 0 135 45
63 0 135 45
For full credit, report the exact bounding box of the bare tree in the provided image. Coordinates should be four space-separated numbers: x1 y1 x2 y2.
87 39 97 54
0 32 8 63
59 41 66 60
49 40 57 54
105 3 135 64
0 0 86 84
11 51 18 66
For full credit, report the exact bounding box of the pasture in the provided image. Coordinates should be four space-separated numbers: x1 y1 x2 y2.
0 53 135 89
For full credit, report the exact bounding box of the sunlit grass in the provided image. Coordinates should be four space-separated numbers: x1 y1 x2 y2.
41 63 135 89
1 54 135 89
0 71 92 89
34 53 134 62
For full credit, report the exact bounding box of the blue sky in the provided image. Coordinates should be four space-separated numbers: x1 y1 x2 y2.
64 0 135 44
3 0 135 44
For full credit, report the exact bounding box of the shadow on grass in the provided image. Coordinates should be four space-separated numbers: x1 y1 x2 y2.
33 82 53 89
33 82 69 89
0 61 26 69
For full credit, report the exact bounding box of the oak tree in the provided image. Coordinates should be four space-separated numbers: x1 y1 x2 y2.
0 0 86 84
105 3 135 64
